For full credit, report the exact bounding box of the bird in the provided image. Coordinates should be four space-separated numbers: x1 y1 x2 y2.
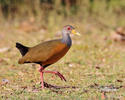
16 25 80 88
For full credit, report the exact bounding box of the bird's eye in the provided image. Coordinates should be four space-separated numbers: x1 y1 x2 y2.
67 27 71 30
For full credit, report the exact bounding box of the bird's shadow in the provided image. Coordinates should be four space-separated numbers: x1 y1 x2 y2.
44 81 78 89
43 81 79 94
31 82 124 95
43 82 123 94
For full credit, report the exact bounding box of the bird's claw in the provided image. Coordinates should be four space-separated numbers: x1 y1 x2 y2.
55 71 66 81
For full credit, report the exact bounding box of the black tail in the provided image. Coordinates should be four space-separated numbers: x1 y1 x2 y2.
16 42 29 56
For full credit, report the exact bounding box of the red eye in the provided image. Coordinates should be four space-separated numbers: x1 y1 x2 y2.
67 27 71 30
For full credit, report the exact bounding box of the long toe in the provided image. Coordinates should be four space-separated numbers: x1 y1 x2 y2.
56 71 66 81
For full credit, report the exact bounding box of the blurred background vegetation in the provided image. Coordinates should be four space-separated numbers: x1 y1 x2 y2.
0 0 125 27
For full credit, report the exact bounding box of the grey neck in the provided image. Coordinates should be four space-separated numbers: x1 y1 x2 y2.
61 31 72 47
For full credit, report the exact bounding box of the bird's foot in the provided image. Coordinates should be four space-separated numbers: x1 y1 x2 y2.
53 71 66 81
42 70 66 81
38 66 66 89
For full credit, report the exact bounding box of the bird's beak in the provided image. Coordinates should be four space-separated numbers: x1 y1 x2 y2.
71 29 80 36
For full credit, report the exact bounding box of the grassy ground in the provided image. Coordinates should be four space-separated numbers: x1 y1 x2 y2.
0 16 125 100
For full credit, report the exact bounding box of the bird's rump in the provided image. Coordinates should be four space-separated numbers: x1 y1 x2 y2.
16 42 29 56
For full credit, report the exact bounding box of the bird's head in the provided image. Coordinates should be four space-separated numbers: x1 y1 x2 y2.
62 25 80 36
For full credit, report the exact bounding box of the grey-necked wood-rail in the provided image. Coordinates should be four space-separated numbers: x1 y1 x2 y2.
16 25 80 88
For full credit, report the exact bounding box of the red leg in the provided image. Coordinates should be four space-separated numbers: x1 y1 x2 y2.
40 71 44 88
39 67 44 88
38 66 66 89
42 70 66 81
